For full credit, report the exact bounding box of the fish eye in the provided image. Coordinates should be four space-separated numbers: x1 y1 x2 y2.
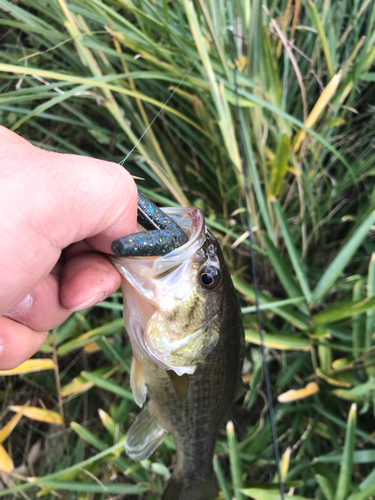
199 267 220 290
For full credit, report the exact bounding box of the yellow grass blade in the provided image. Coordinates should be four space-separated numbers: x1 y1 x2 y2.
315 368 352 388
332 357 354 370
98 409 117 437
235 56 247 72
0 359 55 376
0 445 14 473
57 318 124 355
0 64 202 135
9 406 63 426
291 0 301 40
245 330 310 351
302 417 331 439
61 366 119 398
293 72 341 151
182 0 241 174
276 0 293 57
268 133 291 199
84 338 114 353
61 377 93 397
278 382 319 402
281 447 291 480
0 412 23 444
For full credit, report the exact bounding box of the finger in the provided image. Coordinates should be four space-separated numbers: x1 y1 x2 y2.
4 273 71 332
3 253 120 334
60 252 122 310
25 142 138 252
0 317 48 370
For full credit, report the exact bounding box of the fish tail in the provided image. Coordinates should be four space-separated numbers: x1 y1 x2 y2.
162 473 218 500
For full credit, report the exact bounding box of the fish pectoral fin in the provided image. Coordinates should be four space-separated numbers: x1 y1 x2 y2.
125 403 167 461
130 356 147 407
167 371 188 401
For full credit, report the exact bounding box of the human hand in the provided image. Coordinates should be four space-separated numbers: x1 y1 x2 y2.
0 126 137 369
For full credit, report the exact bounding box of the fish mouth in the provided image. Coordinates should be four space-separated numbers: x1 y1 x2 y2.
112 207 213 374
112 207 205 278
150 207 205 278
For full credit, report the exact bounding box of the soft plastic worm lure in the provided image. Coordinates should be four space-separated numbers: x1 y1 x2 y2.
111 190 188 257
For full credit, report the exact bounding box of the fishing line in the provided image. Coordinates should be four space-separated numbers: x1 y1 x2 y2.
228 26 286 500
119 61 197 166
115 15 285 496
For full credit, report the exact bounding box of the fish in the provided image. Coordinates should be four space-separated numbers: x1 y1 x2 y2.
111 205 245 500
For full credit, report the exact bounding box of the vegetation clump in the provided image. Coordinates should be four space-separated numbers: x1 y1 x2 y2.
0 0 375 498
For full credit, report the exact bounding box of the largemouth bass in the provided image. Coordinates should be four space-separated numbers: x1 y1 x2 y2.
112 206 245 500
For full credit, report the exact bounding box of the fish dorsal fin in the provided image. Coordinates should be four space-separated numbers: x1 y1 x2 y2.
167 370 188 401
130 356 147 407
125 403 167 461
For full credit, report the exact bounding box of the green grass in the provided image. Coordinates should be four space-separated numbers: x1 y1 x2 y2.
1 0 375 498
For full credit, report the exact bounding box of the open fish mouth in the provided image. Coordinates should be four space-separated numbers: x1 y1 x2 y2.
111 207 220 375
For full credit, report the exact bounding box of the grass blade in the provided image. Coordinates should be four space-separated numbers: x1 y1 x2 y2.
272 199 312 303
39 482 147 494
57 318 124 355
241 489 310 499
233 276 308 329
349 481 375 500
61 366 119 398
241 296 306 313
263 233 304 303
312 211 375 304
96 337 131 373
0 445 13 474
0 413 23 444
0 358 55 375
335 404 357 500
366 254 375 346
316 474 334 500
0 440 129 496
227 421 244 500
245 330 310 351
313 296 375 325
242 121 274 238
9 406 63 425
80 371 134 400
352 280 366 358
308 1 334 77
317 449 375 464
213 455 231 500
293 73 341 151
278 382 319 403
